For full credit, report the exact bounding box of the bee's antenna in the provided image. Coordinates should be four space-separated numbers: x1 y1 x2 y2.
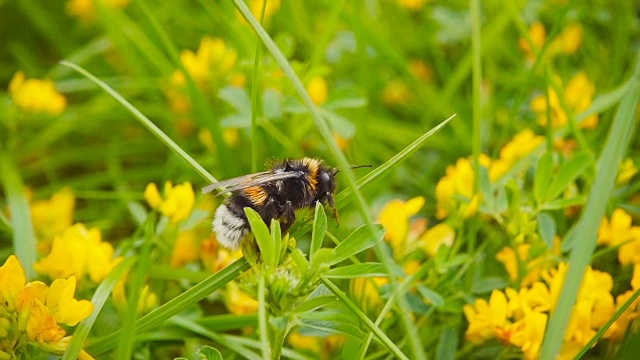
334 164 372 174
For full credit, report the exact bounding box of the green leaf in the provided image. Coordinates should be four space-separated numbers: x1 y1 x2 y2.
320 108 356 138
310 202 327 260
86 258 250 355
537 212 556 249
244 207 274 267
219 86 251 115
0 153 37 280
328 224 385 266
262 88 283 119
271 219 282 267
541 57 640 359
197 346 223 360
539 196 586 211
436 327 458 360
417 285 445 308
293 295 338 314
325 263 387 279
534 152 553 204
325 85 368 110
544 152 593 202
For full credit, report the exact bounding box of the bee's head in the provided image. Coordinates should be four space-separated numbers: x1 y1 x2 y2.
315 166 338 206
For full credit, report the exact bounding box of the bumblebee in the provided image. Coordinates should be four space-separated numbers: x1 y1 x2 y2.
203 158 341 250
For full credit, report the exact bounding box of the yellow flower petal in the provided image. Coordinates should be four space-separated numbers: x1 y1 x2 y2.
26 299 66 344
46 276 93 326
0 255 27 311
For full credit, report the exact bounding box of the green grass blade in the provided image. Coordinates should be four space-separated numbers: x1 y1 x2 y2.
540 55 640 359
336 114 455 204
63 258 136 360
116 213 156 360
320 276 409 360
170 316 261 360
258 274 271 360
86 257 250 355
58 61 217 184
470 0 483 194
310 202 327 260
0 153 37 280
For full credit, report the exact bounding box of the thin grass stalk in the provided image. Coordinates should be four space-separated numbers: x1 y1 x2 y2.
540 55 640 359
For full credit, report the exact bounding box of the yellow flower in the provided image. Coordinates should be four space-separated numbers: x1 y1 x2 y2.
489 129 544 180
604 286 640 342
25 299 66 344
29 187 75 245
307 76 328 105
201 237 243 273
0 255 26 311
378 197 425 256
509 311 547 359
597 209 637 248
171 229 202 268
419 223 455 257
531 72 598 129
46 277 94 326
550 23 583 55
350 277 387 317
0 256 93 357
34 224 120 283
66 0 130 23
173 37 237 88
225 282 258 315
396 0 428 11
617 158 638 185
287 331 322 353
463 289 512 344
112 280 158 314
144 181 195 224
408 59 433 83
381 79 412 106
39 336 95 359
9 71 66 116
519 22 546 62
435 157 483 219
249 0 281 23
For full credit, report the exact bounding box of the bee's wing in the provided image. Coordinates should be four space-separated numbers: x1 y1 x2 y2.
201 170 303 195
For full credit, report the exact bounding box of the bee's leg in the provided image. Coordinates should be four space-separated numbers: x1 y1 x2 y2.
280 200 296 232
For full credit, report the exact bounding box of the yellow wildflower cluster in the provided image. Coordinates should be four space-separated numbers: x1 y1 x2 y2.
465 262 632 359
66 0 130 23
435 158 482 219
28 187 75 248
248 0 281 24
598 209 640 266
144 181 195 224
496 238 561 287
0 256 94 359
9 71 66 116
519 22 584 63
435 129 544 219
35 224 121 284
531 71 598 129
378 197 455 259
171 37 238 89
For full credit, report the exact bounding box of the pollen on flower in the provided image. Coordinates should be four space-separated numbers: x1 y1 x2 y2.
9 71 66 116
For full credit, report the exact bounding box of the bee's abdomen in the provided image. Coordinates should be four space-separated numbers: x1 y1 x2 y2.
212 203 250 250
